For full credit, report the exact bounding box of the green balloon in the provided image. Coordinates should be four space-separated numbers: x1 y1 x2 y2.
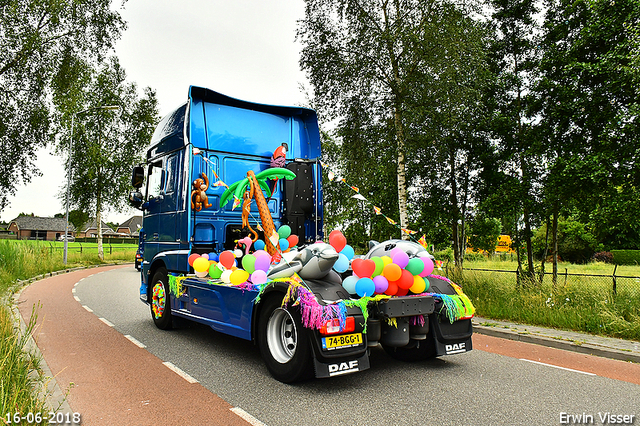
406 258 425 276
242 254 257 274
277 225 292 239
209 264 223 279
372 256 384 277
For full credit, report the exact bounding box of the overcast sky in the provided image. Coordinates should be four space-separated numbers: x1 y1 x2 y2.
1 0 309 224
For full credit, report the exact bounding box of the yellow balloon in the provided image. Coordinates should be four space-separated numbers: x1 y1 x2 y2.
230 269 250 285
193 257 209 273
381 256 393 266
410 275 426 294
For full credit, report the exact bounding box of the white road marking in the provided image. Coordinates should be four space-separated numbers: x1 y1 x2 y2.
99 317 114 327
124 335 146 349
73 296 81 302
520 359 596 376
230 407 267 426
72 288 76 293
82 305 93 313
162 362 198 384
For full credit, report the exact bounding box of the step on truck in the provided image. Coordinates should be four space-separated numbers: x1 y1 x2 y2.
128 86 474 382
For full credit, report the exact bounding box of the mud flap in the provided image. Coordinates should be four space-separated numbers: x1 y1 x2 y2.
431 317 474 356
313 352 371 378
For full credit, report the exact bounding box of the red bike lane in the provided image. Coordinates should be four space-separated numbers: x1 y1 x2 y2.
17 265 251 426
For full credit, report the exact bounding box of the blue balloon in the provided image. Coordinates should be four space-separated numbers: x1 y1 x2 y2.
333 253 350 273
356 277 375 298
208 252 219 262
342 275 358 294
254 240 266 251
279 238 290 251
340 244 355 260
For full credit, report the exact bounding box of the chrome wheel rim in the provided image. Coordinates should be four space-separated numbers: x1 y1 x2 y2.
266 308 297 363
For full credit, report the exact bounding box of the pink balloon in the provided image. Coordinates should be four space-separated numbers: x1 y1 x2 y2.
419 257 434 277
392 251 410 269
254 253 271 272
251 270 268 285
390 247 405 259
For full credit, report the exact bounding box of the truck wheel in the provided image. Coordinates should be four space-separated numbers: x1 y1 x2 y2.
151 267 172 330
382 338 437 362
257 295 313 383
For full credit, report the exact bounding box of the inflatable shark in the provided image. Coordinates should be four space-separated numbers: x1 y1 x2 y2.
365 239 434 260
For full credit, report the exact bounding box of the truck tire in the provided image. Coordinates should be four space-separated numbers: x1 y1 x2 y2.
150 267 172 330
382 338 437 362
257 295 313 383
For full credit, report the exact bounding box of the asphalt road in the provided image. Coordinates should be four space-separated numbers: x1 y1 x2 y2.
26 266 640 426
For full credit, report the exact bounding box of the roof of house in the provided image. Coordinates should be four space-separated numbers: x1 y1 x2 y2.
80 219 118 235
9 215 76 232
118 216 142 232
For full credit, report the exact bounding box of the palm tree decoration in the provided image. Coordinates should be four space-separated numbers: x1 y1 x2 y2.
221 168 296 255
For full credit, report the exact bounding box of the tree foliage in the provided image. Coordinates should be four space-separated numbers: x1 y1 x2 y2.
0 0 126 211
58 56 159 259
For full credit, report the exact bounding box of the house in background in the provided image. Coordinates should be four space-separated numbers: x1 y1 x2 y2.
116 216 142 237
77 219 118 239
7 215 76 240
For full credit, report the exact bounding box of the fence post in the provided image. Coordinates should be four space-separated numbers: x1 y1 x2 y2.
612 264 618 295
564 268 568 286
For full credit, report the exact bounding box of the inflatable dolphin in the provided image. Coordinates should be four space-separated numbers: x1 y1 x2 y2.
267 243 340 280
365 239 434 260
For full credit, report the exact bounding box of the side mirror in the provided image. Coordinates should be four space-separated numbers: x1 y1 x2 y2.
132 166 145 189
129 190 144 209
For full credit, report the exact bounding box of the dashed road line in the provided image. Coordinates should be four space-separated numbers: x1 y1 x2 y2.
99 317 115 327
124 335 147 349
82 305 93 313
73 296 81 302
520 359 597 376
162 362 199 384
230 407 267 426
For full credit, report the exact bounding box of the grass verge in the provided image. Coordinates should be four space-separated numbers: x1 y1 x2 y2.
0 239 135 421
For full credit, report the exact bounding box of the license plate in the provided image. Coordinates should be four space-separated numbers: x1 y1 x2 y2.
322 333 363 350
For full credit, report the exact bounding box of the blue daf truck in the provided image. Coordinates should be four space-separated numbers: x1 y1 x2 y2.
129 86 473 382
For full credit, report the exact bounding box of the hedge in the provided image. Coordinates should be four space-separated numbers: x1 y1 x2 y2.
611 250 640 265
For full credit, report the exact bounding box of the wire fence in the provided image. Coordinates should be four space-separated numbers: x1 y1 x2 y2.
43 242 137 256
454 265 640 296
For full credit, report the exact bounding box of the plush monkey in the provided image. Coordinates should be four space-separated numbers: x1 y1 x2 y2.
191 172 212 211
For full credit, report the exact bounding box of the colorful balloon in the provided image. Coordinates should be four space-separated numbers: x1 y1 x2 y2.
193 257 209 273
333 253 350 273
219 251 235 269
209 263 223 279
254 239 266 251
342 275 358 294
409 275 426 294
384 280 398 296
406 258 425 276
329 231 347 253
277 225 292 239
287 234 299 248
195 270 208 278
230 269 250 285
254 253 271 272
382 263 402 281
201 253 209 260
208 252 219 262
371 256 384 276
396 269 414 290
279 238 290 251
220 269 233 283
241 254 256 274
353 259 376 278
392 251 410 269
356 278 375 298
373 275 389 294
251 270 267 285
381 255 393 266
340 245 355 260
188 253 200 267
419 257 435 277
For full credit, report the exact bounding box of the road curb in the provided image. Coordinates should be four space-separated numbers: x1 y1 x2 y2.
473 323 640 364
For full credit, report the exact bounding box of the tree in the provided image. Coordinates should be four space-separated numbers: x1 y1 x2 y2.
468 216 502 255
0 0 126 211
298 0 492 264
59 57 158 260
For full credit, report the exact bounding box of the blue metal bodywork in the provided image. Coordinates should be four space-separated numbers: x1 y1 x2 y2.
139 87 324 339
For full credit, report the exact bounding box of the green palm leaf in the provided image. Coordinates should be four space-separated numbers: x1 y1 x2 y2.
220 178 248 207
255 167 296 182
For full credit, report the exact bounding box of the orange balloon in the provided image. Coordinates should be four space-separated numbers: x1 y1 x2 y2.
383 263 402 281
